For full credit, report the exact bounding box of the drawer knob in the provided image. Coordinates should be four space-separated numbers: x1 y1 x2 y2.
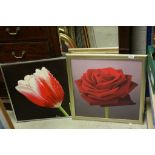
5 27 20 36
12 50 26 59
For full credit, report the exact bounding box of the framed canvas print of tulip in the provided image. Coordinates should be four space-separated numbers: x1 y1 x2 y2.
0 57 70 121
66 52 147 124
0 100 14 129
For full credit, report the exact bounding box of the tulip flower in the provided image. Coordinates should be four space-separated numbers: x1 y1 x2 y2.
15 67 69 116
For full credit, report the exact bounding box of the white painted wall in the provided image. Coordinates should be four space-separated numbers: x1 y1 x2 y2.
87 26 119 48
87 26 147 54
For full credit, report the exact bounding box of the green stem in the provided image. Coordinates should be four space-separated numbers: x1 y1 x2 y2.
58 106 69 116
104 107 109 118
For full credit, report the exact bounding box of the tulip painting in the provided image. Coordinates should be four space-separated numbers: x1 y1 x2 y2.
15 67 69 116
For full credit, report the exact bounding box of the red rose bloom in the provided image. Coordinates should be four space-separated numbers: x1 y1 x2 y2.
75 67 138 107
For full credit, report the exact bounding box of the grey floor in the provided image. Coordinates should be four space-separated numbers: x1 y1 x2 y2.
8 111 147 129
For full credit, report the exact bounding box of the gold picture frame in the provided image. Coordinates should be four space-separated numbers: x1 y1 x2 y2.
59 33 77 48
0 100 14 129
68 47 119 54
66 51 147 124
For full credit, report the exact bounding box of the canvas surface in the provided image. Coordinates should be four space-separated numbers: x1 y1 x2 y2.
1 57 70 121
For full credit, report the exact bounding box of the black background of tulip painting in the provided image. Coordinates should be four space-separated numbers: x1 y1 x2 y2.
1 58 71 121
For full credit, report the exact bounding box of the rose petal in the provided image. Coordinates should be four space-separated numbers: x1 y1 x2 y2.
96 69 126 89
82 94 135 107
75 67 138 107
85 69 97 85
99 95 136 107
115 75 138 98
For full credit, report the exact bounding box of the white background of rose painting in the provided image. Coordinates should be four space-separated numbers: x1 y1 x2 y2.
71 59 142 120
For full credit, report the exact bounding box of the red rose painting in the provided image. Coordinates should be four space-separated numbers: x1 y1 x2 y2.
75 67 138 107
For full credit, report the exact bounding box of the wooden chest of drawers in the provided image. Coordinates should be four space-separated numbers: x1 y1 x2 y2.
0 26 61 108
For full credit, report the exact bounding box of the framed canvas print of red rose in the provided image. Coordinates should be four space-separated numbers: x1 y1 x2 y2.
66 51 147 124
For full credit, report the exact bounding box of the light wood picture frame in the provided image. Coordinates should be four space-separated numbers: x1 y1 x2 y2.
0 100 14 129
68 47 119 54
66 52 147 124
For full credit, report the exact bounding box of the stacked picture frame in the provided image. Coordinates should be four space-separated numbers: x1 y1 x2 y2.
66 48 147 124
147 45 155 128
0 57 71 122
0 99 14 129
0 48 147 127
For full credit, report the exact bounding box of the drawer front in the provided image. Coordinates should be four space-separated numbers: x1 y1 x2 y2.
0 26 48 42
0 42 50 63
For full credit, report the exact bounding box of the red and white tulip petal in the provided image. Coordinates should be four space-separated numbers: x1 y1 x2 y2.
34 67 51 85
28 75 57 106
34 67 64 102
48 77 64 102
34 68 53 90
16 67 65 108
34 69 60 99
34 77 62 107
15 85 49 107
40 67 54 90
18 80 30 88
28 76 43 97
